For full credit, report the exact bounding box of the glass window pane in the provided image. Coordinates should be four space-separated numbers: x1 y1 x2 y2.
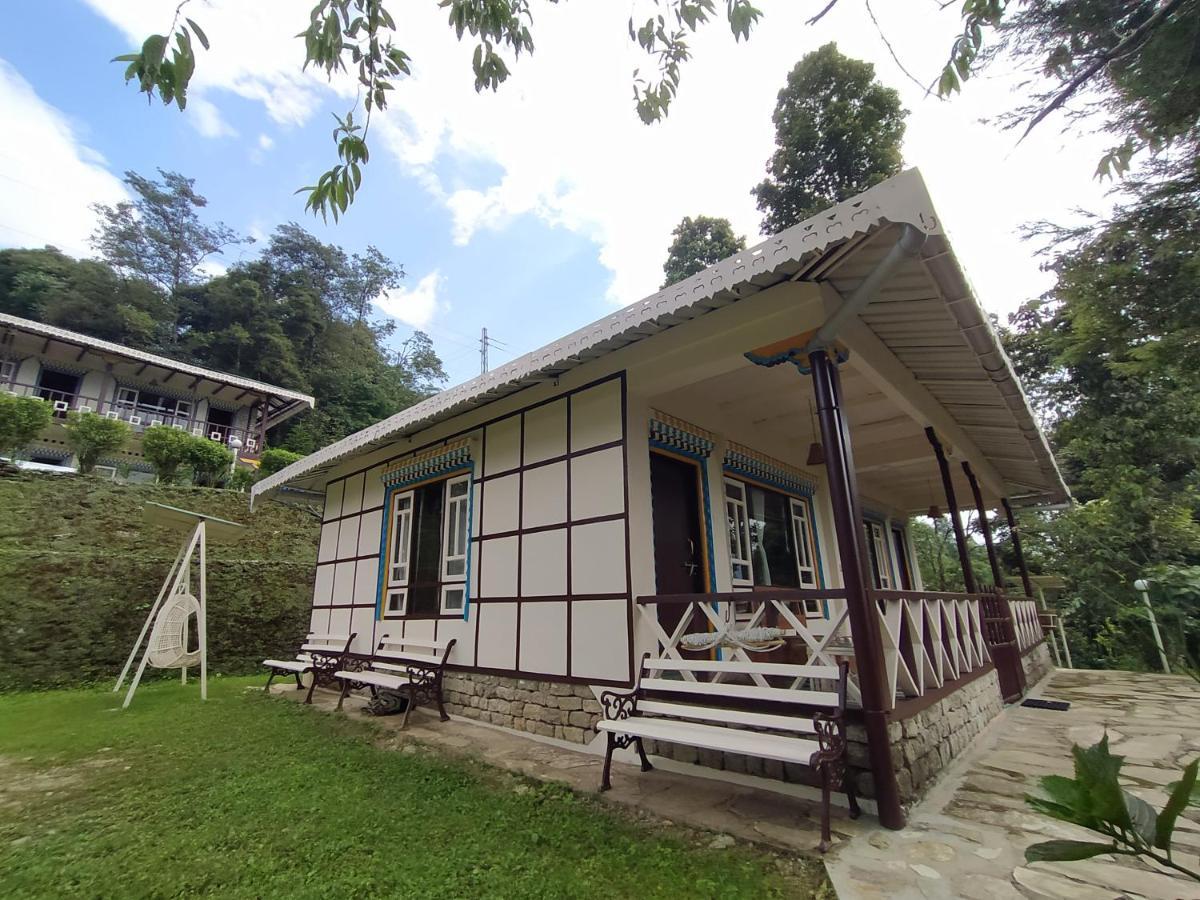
450 479 469 498
446 558 465 577
443 587 464 612
746 485 799 588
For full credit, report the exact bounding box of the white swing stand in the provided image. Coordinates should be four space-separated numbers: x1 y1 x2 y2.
114 503 244 709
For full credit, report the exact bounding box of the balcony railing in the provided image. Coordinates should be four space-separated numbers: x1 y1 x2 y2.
637 587 1007 710
2 380 264 456
1009 597 1044 653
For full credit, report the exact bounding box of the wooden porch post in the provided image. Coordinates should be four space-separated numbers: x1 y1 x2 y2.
257 397 270 455
925 428 977 594
963 462 1003 588
1002 498 1036 599
809 349 905 830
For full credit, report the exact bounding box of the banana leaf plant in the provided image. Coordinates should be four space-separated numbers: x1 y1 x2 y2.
1024 735 1200 881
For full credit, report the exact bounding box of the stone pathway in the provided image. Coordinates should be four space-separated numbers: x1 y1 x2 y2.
827 670 1200 899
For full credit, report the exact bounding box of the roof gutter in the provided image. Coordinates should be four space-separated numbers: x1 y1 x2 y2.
803 223 926 355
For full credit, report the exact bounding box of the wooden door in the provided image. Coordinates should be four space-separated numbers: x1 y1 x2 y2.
649 452 705 638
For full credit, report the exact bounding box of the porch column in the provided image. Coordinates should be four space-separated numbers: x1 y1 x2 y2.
963 462 1003 588
1002 498 1036 599
809 349 905 830
257 397 270 454
925 428 977 594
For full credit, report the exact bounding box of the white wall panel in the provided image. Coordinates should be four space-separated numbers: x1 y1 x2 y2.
341 472 365 514
317 522 339 562
522 461 567 528
353 556 379 606
570 520 627 595
485 416 521 475
349 606 377 654
357 509 383 557
482 473 519 534
332 561 356 604
324 480 345 520
328 607 353 641
435 617 474 665
571 599 629 681
523 399 567 463
475 602 518 669
520 529 568 596
571 380 622 450
570 446 625 520
312 565 335 606
362 465 386 510
480 536 519 597
309 605 330 634
519 601 568 675
336 515 360 559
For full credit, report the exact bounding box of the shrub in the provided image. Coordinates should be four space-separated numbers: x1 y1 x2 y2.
259 447 304 478
0 394 52 460
63 411 131 473
141 425 195 483
227 467 257 493
187 435 234 487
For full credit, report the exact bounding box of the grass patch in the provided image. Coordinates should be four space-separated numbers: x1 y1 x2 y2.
0 678 830 898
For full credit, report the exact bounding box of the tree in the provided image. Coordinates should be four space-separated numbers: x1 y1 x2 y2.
187 436 234 487
661 215 746 287
90 169 249 303
752 43 906 233
63 412 131 474
259 448 305 479
0 395 51 461
141 425 196 484
114 1 763 220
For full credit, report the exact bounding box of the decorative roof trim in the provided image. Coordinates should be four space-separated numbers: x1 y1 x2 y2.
381 440 472 486
649 410 715 459
723 441 818 498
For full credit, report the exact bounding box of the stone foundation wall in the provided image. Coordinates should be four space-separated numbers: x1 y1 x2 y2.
442 672 603 744
882 669 1005 801
1021 641 1054 686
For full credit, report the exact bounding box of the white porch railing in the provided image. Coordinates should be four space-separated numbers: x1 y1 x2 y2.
1010 597 1045 652
636 588 992 711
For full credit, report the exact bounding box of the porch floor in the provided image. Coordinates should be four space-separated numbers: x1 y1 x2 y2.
828 669 1200 899
269 682 871 857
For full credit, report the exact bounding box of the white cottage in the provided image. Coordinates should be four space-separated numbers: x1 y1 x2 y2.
252 169 1064 827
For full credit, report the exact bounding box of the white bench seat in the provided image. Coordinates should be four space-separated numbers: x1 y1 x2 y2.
333 634 457 727
597 717 821 765
597 654 857 852
262 633 354 703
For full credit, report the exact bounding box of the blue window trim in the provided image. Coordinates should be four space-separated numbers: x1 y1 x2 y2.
649 439 717 591
375 461 476 622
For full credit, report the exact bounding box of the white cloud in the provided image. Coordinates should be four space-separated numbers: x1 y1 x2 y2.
82 0 1116 320
374 271 443 330
258 133 274 151
0 59 128 256
189 96 237 138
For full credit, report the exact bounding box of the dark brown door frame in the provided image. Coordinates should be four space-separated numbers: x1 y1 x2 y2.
648 446 712 593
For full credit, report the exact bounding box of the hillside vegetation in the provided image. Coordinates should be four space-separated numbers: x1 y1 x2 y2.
0 473 318 691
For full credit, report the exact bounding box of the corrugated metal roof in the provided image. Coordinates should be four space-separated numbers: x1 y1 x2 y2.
252 168 1068 508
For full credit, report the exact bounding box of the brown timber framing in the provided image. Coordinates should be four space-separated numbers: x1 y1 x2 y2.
809 348 905 831
925 427 978 594
316 371 633 688
1002 498 1037 600
962 461 1003 587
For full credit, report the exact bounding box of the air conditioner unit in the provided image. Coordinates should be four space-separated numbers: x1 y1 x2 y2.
52 400 69 412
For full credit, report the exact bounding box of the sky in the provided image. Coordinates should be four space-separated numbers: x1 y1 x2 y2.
0 1 1116 388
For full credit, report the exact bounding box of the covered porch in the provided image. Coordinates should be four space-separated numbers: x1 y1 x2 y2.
623 190 1068 829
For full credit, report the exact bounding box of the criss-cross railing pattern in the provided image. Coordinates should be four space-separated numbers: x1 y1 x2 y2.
636 588 993 710
1009 597 1045 652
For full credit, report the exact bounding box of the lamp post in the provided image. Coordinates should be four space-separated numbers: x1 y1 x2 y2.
228 436 243 475
1134 578 1171 674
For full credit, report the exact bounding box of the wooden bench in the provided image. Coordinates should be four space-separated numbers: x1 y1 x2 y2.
597 655 858 852
263 632 356 704
334 634 457 727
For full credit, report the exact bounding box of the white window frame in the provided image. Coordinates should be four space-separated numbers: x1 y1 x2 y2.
439 474 471 613
0 359 14 383
385 489 415 615
864 520 893 590
789 497 823 615
723 478 753 587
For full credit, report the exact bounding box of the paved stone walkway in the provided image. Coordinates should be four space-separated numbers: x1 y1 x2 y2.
827 669 1200 899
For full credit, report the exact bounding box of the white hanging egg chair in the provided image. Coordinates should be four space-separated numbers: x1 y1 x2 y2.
147 592 202 669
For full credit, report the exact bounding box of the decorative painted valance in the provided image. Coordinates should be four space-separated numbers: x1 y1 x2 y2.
649 410 715 459
381 439 472 487
723 441 817 497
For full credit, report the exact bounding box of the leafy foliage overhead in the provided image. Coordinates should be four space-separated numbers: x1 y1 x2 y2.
752 43 906 233
661 215 746 287
114 0 762 221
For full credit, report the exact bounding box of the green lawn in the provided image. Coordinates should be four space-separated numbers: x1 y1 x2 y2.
0 677 829 898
